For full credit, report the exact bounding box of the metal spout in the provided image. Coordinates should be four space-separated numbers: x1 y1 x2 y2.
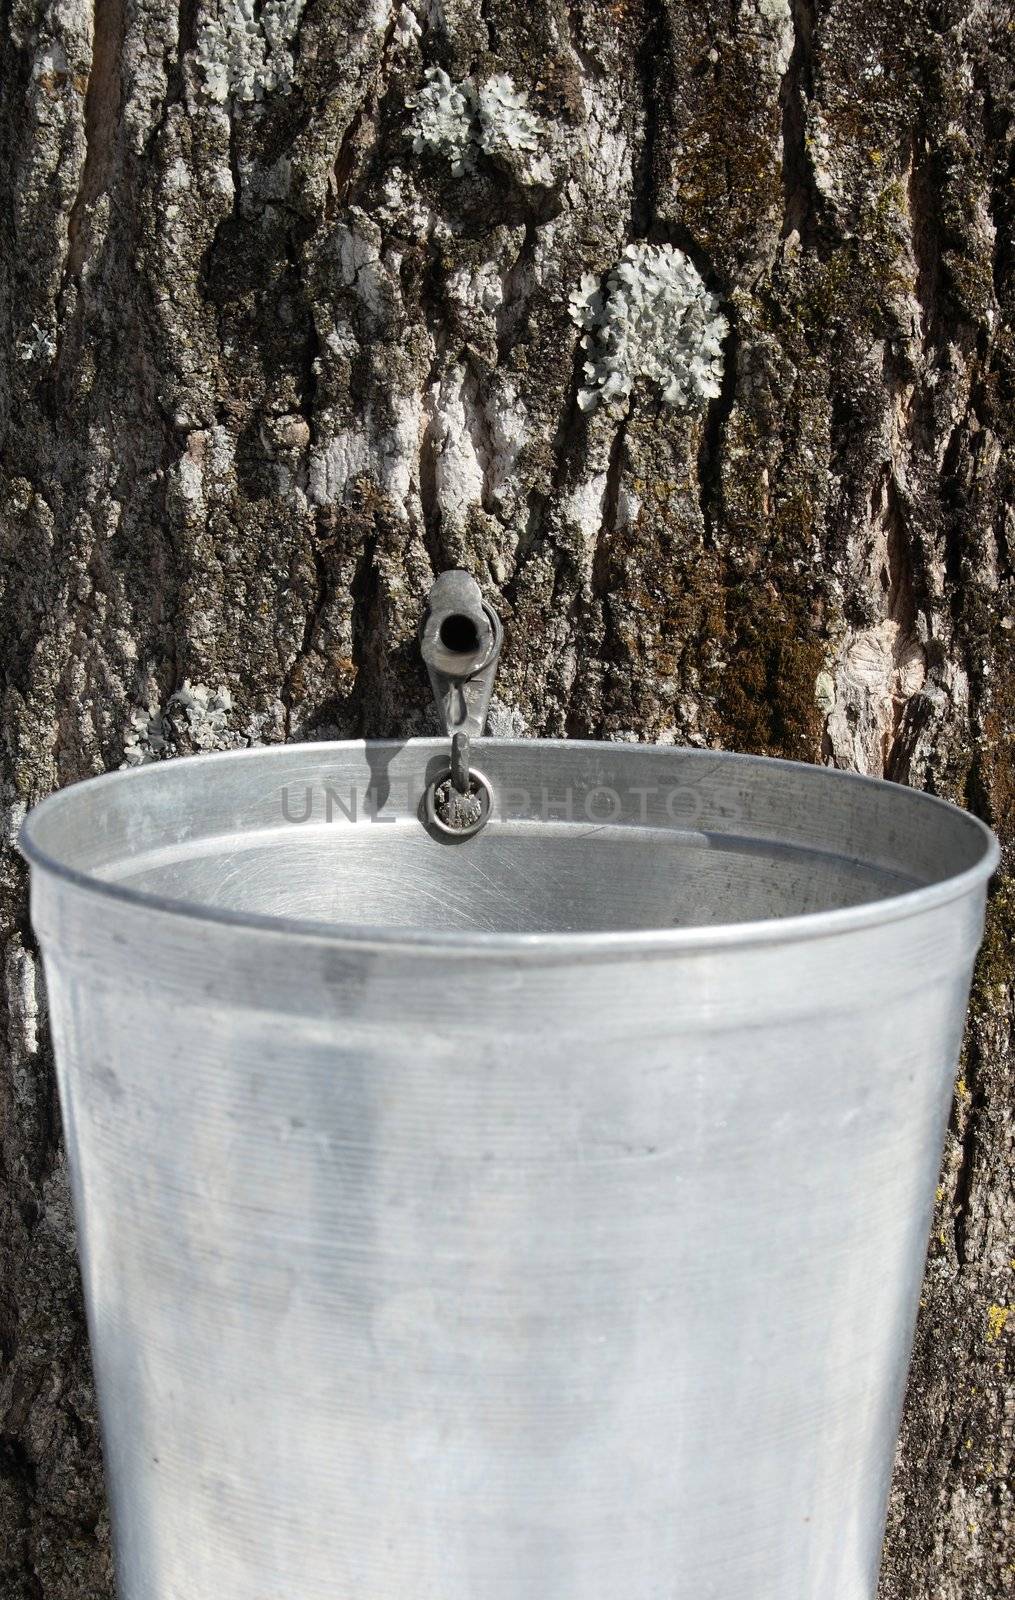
421 570 502 742
420 571 501 837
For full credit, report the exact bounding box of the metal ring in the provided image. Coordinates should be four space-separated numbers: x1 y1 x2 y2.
424 767 494 839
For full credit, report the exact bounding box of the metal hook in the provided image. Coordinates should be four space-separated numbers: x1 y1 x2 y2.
451 731 470 795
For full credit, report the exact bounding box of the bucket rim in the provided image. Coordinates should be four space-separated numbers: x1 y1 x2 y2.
18 738 1001 959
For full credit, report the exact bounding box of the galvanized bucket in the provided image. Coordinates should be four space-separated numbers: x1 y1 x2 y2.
21 739 998 1600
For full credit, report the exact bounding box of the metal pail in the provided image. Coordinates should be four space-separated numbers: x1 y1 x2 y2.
20 740 999 1600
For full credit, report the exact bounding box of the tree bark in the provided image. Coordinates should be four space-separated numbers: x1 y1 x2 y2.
0 0 1011 1595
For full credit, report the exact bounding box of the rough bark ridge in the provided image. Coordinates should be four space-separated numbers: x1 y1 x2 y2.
0 0 1012 1594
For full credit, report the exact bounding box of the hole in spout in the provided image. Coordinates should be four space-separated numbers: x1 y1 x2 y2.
439 613 481 654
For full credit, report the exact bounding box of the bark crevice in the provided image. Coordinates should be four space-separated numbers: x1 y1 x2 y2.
66 0 127 278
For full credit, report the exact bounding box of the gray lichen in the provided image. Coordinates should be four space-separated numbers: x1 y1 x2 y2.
407 68 552 186
15 321 57 365
475 75 553 185
121 684 237 765
196 0 305 105
569 244 728 412
408 68 475 175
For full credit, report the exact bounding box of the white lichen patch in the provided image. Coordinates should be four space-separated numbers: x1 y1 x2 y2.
170 682 235 748
408 67 474 174
569 243 728 413
121 702 169 765
121 683 236 765
16 320 58 364
196 0 305 105
475 75 554 185
407 68 551 186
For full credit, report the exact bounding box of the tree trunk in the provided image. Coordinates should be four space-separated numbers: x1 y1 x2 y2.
0 0 1011 1594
